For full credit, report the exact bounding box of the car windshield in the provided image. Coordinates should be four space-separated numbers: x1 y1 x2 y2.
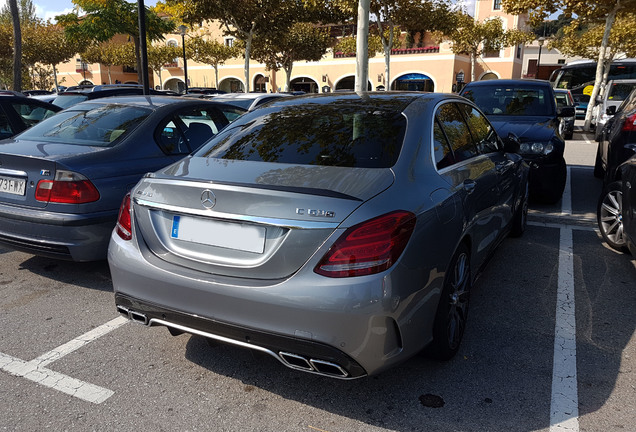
212 98 253 110
462 85 555 116
18 103 151 146
196 101 407 168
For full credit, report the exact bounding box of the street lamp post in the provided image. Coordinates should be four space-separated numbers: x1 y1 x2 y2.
179 25 188 94
536 37 545 79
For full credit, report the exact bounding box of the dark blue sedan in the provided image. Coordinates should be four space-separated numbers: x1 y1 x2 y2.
0 96 245 261
461 79 575 204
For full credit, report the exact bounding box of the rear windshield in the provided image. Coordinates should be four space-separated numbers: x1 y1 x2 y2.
196 102 407 168
51 94 89 109
18 103 151 146
212 98 253 110
462 85 555 116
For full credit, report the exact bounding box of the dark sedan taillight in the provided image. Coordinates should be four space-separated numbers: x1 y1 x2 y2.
116 193 132 241
35 170 100 204
315 211 416 278
622 112 636 132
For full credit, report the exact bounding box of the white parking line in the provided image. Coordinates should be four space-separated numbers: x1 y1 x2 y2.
562 167 572 216
549 172 580 432
0 316 127 404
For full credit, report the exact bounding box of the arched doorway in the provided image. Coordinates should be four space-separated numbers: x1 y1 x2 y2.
164 77 184 93
253 74 267 93
334 75 371 91
391 73 434 92
79 80 93 86
219 77 245 93
290 77 319 93
480 72 499 80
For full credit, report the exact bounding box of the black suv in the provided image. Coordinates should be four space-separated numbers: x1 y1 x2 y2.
0 95 61 139
51 85 178 109
461 79 575 204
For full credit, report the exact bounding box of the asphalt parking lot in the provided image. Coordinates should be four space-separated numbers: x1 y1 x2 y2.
0 124 634 432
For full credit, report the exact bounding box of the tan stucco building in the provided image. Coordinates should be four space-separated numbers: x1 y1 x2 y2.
53 0 529 94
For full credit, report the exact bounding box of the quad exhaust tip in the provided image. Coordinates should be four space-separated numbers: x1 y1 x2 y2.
115 304 353 379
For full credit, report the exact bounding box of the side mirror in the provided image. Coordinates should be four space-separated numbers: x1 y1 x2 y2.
595 96 603 104
607 105 617 115
558 106 575 118
502 132 520 153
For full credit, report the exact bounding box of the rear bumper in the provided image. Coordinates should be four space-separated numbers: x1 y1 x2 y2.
108 231 435 378
115 293 367 379
0 204 116 261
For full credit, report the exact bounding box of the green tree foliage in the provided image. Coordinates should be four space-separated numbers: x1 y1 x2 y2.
251 22 331 91
82 41 136 84
502 0 636 130
441 14 532 81
335 34 384 58
56 0 175 85
0 0 37 25
147 43 183 89
186 37 239 89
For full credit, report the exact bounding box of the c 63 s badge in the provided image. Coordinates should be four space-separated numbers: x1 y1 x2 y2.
296 208 335 218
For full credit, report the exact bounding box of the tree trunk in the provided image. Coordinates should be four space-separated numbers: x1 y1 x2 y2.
243 24 255 93
214 65 219 89
133 35 143 85
355 0 370 92
284 65 292 92
471 52 476 82
584 4 619 131
9 0 22 91
378 16 393 91
53 64 59 92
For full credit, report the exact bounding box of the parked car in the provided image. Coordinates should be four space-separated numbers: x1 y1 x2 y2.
0 96 246 261
619 156 636 255
187 87 226 95
461 79 574 204
594 88 636 182
0 95 61 140
593 79 636 140
573 93 589 119
109 92 529 379
597 155 636 253
51 86 177 109
554 88 575 139
207 92 292 111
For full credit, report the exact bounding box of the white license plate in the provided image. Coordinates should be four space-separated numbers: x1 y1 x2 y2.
0 175 26 196
171 215 266 254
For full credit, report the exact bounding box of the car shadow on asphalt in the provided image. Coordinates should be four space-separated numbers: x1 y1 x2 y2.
3 248 113 293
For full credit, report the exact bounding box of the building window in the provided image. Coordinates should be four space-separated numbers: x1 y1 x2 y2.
225 38 234 47
558 59 566 64
75 58 88 73
517 44 522 59
493 0 501 10
484 50 500 58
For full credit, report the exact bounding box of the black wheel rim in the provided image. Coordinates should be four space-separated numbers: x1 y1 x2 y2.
600 189 625 246
446 252 470 350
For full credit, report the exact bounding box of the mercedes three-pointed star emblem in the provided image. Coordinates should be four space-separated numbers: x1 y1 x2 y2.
200 189 216 209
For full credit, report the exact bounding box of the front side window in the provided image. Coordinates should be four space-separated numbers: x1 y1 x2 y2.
18 104 151 146
456 103 501 154
436 103 478 162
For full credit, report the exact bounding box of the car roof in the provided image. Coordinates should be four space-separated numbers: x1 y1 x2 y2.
0 94 60 107
212 93 291 101
67 95 224 108
464 79 552 87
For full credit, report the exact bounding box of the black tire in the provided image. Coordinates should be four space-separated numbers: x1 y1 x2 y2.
597 181 627 251
430 243 471 360
594 145 605 179
510 181 528 237
565 130 573 140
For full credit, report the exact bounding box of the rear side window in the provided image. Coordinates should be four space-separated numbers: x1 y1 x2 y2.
433 119 455 170
157 107 229 155
436 103 478 162
9 102 58 127
198 103 407 168
607 83 636 101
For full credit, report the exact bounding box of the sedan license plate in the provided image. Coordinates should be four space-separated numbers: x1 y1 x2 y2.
0 175 26 196
171 215 266 254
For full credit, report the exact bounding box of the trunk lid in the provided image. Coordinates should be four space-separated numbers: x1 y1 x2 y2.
132 157 395 279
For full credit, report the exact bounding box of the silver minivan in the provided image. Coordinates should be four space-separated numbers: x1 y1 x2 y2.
593 79 636 140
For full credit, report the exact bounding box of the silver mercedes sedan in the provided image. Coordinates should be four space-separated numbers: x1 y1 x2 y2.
109 92 529 379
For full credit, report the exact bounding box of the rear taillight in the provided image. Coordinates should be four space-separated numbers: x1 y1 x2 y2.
315 211 416 278
35 170 100 204
622 113 636 132
116 193 132 241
